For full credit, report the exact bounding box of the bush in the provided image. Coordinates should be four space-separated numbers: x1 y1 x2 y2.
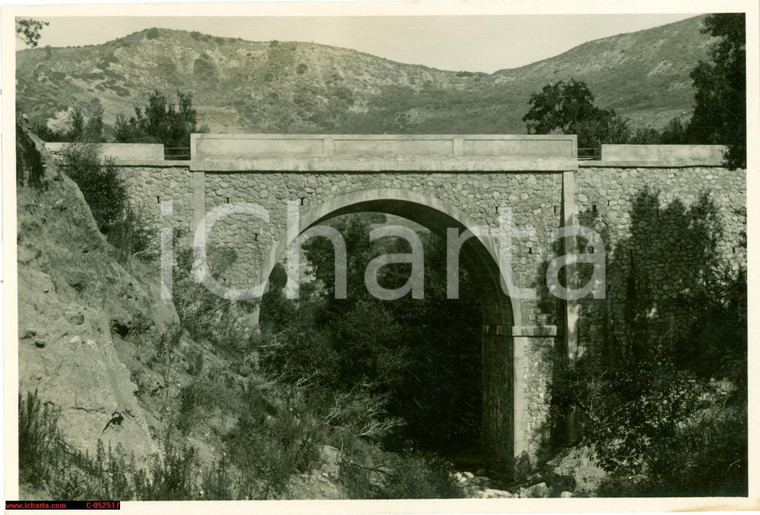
60 144 126 234
19 390 138 500
113 90 197 153
134 441 199 500
224 385 322 498
337 447 464 499
542 188 748 496
51 441 136 500
201 456 237 499
380 451 464 499
186 348 204 376
107 203 157 264
19 390 62 487
128 311 154 338
323 390 404 442
177 374 241 436
172 244 256 350
642 397 747 496
35 108 105 143
146 28 160 40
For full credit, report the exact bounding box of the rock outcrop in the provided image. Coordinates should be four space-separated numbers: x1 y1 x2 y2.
16 130 176 464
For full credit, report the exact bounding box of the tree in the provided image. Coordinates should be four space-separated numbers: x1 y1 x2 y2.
114 90 198 154
59 144 126 233
574 108 631 148
659 117 689 144
33 108 105 143
16 18 48 48
688 14 746 169
523 79 630 148
523 79 597 135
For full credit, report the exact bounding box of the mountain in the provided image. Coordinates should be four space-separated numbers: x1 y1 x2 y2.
16 16 711 136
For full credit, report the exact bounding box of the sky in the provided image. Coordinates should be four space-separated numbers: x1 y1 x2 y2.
31 14 697 73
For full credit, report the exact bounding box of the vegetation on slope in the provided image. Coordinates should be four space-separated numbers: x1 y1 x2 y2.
540 189 747 496
16 16 710 135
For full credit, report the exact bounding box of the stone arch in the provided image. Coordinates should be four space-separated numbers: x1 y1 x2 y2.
257 188 523 329
256 188 523 464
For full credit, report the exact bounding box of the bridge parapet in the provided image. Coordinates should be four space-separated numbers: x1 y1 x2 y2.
45 142 166 162
599 144 727 166
189 134 578 171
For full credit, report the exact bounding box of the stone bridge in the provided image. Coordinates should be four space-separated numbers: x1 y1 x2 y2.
62 135 745 471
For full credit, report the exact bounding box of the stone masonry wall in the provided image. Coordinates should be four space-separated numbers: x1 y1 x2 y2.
202 170 564 327
523 335 556 460
118 165 195 233
574 166 746 353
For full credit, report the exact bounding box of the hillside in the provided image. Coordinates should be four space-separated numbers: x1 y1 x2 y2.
16 16 711 135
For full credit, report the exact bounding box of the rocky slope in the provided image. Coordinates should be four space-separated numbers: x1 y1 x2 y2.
16 129 175 467
16 15 710 135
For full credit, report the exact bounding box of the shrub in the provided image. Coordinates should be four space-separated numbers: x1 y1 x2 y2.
225 385 322 498
20 390 139 500
642 397 747 496
258 324 339 387
380 451 463 499
323 390 404 442
193 58 217 80
201 456 237 499
177 375 240 436
113 90 197 154
60 144 126 233
35 108 105 143
595 380 747 497
128 312 154 338
186 348 204 376
337 447 464 499
151 323 183 418
107 203 157 264
172 244 256 350
146 28 160 40
19 388 217 500
134 440 199 500
63 441 136 500
544 190 748 496
19 390 62 487
336 448 381 499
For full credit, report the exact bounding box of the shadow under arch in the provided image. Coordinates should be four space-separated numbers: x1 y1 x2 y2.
259 188 523 329
257 188 522 466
